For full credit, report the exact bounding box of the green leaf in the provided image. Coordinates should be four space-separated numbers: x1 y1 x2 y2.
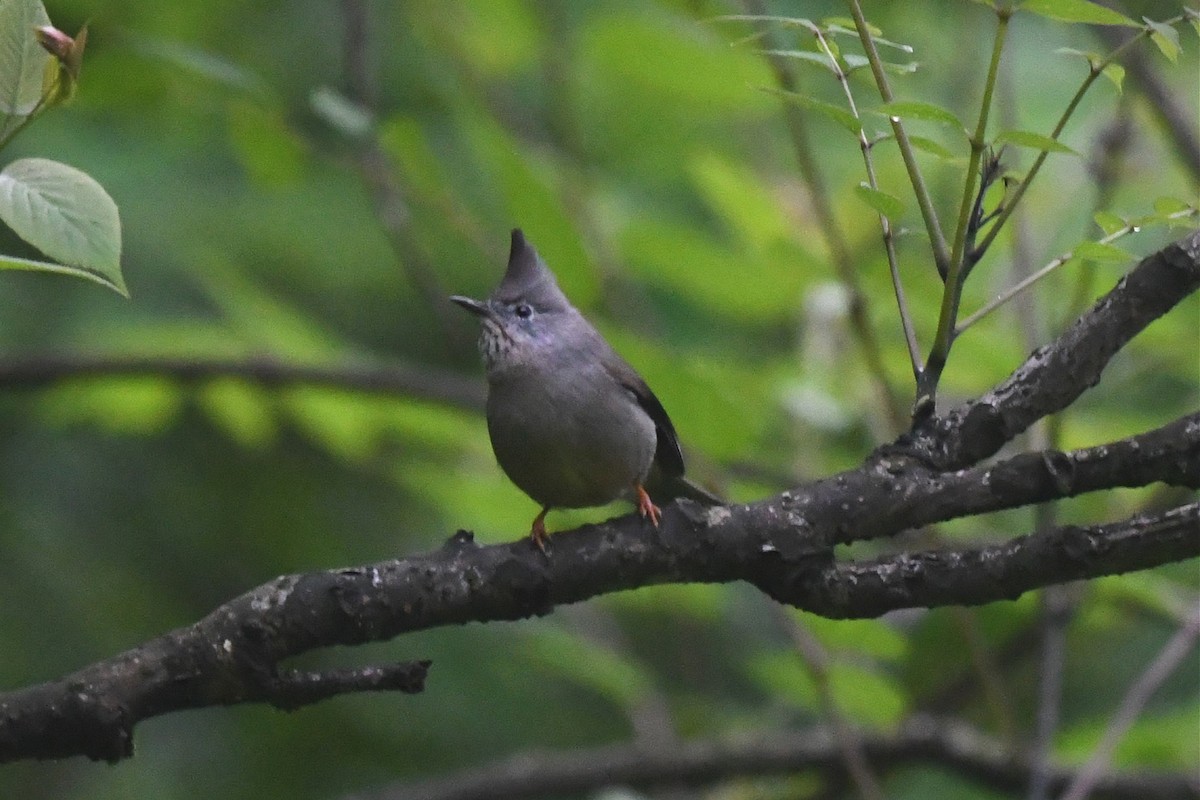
880 59 919 75
877 100 965 131
1144 18 1180 62
760 86 861 134
907 135 959 160
0 157 125 294
126 34 267 97
0 0 51 116
0 251 127 294
1101 63 1125 93
199 379 278 449
1019 0 1138 27
994 129 1078 155
1153 196 1193 216
1055 46 1100 65
824 20 913 53
689 150 793 250
1076 240 1133 263
762 48 837 73
40 377 182 434
1092 210 1126 235
803 615 910 662
713 15 819 35
310 86 373 138
523 627 652 706
126 35 269 97
854 183 906 218
226 99 307 186
828 664 908 726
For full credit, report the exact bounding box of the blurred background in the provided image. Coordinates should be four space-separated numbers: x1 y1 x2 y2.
0 0 1195 798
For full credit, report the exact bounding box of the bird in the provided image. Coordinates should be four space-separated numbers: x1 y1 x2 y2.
451 228 720 551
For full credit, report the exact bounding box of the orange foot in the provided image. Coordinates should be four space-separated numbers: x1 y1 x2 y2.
635 485 661 528
529 506 551 553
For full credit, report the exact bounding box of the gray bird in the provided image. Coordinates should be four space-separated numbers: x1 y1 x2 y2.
451 229 720 550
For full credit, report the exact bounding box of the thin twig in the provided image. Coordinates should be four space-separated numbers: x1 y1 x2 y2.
956 207 1198 333
357 714 1199 800
737 0 905 433
846 0 950 277
1093 23 1199 186
971 19 1177 260
810 26 920 381
775 606 887 800
1058 613 1200 800
337 0 467 352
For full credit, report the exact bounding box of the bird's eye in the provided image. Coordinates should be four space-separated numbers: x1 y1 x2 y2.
514 303 533 319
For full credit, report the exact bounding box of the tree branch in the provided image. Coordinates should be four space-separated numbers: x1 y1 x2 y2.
778 503 1198 617
0 235 1195 764
351 714 1199 800
923 229 1200 466
0 353 484 411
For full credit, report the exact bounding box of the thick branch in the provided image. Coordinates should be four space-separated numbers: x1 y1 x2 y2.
0 236 1195 764
922 230 1200 467
0 491 1192 763
775 503 1199 617
357 714 1198 800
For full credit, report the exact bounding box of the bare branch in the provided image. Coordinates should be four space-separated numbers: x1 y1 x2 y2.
351 714 1199 800
1 479 1192 763
924 229 1200 465
784 503 1198 617
0 235 1193 764
0 353 484 411
1060 613 1200 800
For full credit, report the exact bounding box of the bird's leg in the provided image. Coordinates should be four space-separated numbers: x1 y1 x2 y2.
635 484 661 528
529 506 551 553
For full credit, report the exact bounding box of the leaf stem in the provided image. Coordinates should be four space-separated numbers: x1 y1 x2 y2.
956 207 1198 333
971 19 1175 259
812 27 921 381
918 7 1011 410
847 0 950 278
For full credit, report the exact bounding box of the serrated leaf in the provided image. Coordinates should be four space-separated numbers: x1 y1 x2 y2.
995 129 1078 155
0 0 52 116
1101 63 1125 93
1020 0 1138 27
1076 240 1133 263
759 86 861 134
1144 18 1180 62
1093 210 1126 235
854 183 906 218
0 157 124 293
877 100 965 131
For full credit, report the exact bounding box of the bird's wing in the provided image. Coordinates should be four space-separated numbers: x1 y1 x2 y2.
604 360 686 478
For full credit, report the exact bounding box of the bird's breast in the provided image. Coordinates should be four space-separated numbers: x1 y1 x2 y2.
484 364 657 509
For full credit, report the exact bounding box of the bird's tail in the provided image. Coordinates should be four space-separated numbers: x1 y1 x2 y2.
657 475 723 506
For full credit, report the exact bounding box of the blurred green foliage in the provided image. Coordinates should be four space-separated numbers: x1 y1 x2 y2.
0 1 1195 799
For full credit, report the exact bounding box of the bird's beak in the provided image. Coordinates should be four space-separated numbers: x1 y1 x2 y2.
450 295 491 318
